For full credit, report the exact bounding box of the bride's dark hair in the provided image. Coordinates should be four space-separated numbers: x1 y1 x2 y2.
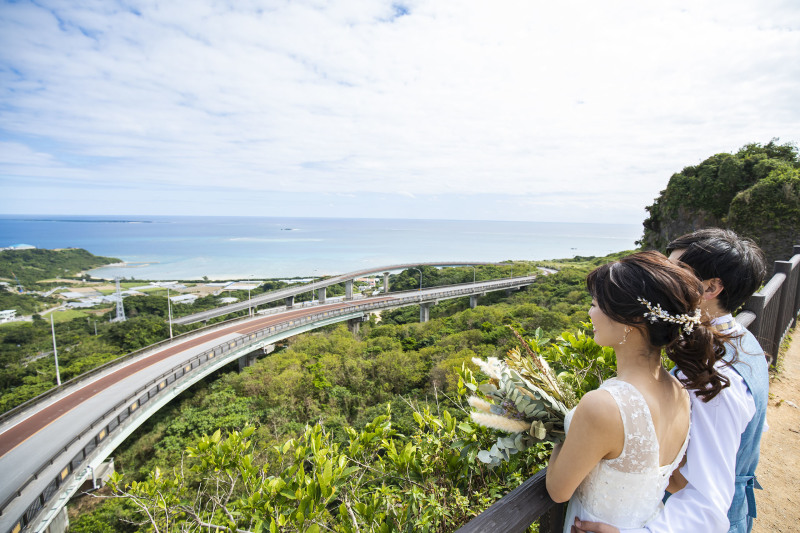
586 250 729 402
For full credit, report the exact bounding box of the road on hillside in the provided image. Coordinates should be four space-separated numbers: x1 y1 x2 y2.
0 298 392 458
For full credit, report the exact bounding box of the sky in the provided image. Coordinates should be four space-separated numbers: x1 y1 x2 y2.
0 0 798 224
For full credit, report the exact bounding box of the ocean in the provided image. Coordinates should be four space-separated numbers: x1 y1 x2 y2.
0 215 641 280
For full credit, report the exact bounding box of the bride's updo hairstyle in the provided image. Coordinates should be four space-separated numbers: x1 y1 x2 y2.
586 250 729 402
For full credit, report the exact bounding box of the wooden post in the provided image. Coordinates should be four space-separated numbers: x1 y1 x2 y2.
742 292 766 340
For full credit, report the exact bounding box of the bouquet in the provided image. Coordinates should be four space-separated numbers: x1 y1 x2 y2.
466 327 578 467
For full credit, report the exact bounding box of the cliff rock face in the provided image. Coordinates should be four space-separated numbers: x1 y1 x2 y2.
642 206 723 252
640 141 800 272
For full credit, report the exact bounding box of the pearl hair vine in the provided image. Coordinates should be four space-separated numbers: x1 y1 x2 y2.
636 297 702 336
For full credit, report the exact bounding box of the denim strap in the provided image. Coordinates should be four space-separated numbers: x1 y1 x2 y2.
734 474 762 518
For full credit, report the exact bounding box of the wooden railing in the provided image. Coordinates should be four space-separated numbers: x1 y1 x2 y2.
456 244 800 533
455 469 565 533
738 244 800 365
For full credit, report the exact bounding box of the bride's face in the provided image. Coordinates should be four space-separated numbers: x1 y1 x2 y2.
588 299 627 346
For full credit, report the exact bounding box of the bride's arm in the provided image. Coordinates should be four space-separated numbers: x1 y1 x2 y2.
546 389 624 503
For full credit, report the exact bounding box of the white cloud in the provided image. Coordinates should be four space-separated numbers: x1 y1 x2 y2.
0 0 798 221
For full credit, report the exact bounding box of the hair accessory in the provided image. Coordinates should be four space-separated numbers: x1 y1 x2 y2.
636 297 702 336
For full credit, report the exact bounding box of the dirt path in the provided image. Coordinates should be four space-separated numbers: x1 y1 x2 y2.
752 323 800 532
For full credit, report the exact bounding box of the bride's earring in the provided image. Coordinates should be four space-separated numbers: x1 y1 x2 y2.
619 326 631 345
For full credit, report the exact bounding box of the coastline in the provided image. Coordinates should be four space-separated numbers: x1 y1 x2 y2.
3 216 642 281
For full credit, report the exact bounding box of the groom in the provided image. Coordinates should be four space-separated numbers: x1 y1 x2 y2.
573 228 769 533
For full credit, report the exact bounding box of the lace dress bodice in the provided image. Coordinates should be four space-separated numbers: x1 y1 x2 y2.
562 378 690 528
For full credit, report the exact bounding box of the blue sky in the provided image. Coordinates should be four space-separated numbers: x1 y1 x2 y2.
1 0 798 223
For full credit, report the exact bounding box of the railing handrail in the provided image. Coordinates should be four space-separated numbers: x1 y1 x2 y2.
173 262 513 324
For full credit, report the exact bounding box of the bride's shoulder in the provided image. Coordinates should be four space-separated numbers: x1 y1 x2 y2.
568 387 625 458
573 387 622 426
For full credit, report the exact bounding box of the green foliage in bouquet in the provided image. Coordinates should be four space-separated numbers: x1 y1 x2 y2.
460 326 617 467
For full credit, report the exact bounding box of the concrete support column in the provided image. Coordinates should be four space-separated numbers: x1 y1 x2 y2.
46 505 69 533
317 287 326 303
345 280 353 300
420 303 432 323
383 272 390 294
285 295 294 309
469 294 479 309
238 351 258 371
347 318 361 335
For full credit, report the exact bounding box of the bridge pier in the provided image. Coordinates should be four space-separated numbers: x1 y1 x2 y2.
239 344 275 371
347 317 363 334
383 272 390 294
420 303 432 323
470 294 480 309
345 280 353 300
285 295 294 309
44 506 69 533
317 287 326 303
239 352 258 371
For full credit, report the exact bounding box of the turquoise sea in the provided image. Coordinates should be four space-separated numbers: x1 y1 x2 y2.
0 216 641 280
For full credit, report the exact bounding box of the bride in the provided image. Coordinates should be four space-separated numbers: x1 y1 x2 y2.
546 251 728 532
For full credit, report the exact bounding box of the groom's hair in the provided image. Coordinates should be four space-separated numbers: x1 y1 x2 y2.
666 228 766 313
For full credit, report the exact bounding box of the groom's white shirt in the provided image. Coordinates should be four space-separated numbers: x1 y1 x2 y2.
626 315 757 533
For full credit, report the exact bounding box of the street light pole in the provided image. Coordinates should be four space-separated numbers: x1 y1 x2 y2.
472 266 476 284
167 288 174 339
50 314 61 386
411 268 422 291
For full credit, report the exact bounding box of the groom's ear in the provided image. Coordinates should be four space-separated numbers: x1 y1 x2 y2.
701 278 724 301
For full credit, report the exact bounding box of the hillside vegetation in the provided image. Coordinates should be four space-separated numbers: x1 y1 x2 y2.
641 139 800 269
0 248 120 287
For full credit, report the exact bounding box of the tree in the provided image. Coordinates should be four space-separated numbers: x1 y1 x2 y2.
110 407 542 533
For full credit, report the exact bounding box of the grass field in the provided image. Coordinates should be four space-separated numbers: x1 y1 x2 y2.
50 309 90 323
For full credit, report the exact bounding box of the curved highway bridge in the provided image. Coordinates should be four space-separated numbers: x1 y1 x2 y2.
173 261 501 325
0 270 535 533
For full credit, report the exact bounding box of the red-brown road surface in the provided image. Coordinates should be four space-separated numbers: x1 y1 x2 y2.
0 299 388 457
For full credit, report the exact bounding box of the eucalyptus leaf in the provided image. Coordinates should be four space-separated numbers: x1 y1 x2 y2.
478 383 497 394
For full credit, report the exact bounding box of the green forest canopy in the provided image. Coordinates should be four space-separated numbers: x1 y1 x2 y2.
0 248 120 287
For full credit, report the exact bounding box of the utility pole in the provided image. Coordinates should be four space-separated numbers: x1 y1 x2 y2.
50 314 61 386
167 288 174 339
114 277 126 322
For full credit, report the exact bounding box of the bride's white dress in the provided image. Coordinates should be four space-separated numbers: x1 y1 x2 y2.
561 378 690 532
